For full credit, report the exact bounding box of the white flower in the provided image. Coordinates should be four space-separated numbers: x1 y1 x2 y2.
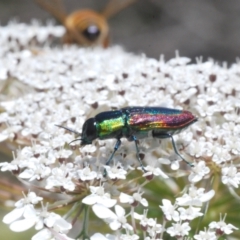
119 191 148 207
77 166 97 181
224 111 240 123
194 228 217 240
81 144 97 154
195 98 218 117
6 205 38 232
178 206 203 220
32 228 53 240
104 163 127 180
158 155 183 170
17 192 43 206
211 147 231 164
176 185 215 207
82 186 117 208
32 228 75 240
0 124 22 142
221 164 240 188
0 148 33 172
147 221 163 237
209 215 238 235
19 163 51 181
224 135 240 155
53 148 73 160
222 122 240 134
188 138 207 158
170 159 181 170
45 163 76 191
141 165 168 179
134 210 155 229
167 54 191 66
3 192 42 225
3 193 41 232
166 221 191 237
204 125 221 140
37 211 72 233
160 199 179 221
92 204 133 231
175 87 197 103
4 194 72 236
3 203 36 229
188 160 210 183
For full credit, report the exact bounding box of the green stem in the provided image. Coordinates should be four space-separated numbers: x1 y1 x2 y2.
76 205 90 239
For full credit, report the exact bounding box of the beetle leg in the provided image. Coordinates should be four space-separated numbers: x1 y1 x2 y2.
105 139 122 166
152 132 193 167
103 139 121 177
132 136 147 172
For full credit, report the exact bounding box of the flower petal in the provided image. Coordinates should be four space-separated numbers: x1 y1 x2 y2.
10 218 36 232
3 207 24 224
92 204 116 219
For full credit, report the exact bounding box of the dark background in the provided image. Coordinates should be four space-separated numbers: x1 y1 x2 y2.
0 0 240 65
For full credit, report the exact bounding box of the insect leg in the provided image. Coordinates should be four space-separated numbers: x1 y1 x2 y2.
105 139 122 166
103 139 121 177
153 132 193 167
132 136 147 172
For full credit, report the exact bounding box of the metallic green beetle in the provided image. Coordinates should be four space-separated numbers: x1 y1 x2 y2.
57 107 197 171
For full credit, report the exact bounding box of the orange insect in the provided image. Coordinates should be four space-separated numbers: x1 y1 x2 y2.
36 0 137 48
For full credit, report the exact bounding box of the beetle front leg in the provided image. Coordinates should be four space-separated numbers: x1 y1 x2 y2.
152 132 193 167
104 139 122 176
105 138 122 166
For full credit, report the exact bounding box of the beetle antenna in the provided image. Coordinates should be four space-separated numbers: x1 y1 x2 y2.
55 124 80 135
55 124 82 144
68 138 82 145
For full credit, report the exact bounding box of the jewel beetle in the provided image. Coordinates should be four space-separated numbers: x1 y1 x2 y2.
56 106 197 172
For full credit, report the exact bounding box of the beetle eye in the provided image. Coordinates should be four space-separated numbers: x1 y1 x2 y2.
82 25 100 41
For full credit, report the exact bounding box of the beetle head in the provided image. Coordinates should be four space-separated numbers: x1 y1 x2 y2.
81 118 97 145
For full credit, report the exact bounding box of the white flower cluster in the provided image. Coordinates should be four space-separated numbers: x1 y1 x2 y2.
0 21 65 57
0 22 239 239
3 192 73 240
